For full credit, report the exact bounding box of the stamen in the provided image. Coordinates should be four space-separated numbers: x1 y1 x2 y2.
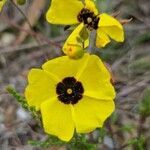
77 8 99 30
67 88 73 95
87 17 92 23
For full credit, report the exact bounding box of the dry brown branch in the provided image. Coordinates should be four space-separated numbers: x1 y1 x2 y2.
12 0 46 45
117 78 150 98
1 16 62 49
0 36 64 55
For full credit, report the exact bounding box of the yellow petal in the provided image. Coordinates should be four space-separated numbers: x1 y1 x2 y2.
73 96 115 133
96 28 111 48
25 69 58 110
63 23 89 55
41 98 74 141
46 0 83 25
0 0 6 11
99 13 124 42
85 0 98 15
76 54 116 100
42 53 90 80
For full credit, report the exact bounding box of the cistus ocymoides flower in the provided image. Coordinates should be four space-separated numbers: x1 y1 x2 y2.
46 0 124 51
25 53 116 141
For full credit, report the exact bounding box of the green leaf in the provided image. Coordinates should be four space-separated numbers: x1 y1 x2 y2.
139 88 150 117
79 27 89 41
76 36 83 43
136 32 150 44
28 135 65 148
128 136 145 150
7 86 41 120
17 0 26 5
119 124 134 133
129 56 150 75
68 134 96 150
110 112 118 124
99 128 107 142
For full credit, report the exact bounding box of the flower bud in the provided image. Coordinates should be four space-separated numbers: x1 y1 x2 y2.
65 45 84 59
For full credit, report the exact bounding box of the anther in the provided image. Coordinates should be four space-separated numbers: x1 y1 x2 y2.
77 8 99 30
87 17 92 23
67 88 73 95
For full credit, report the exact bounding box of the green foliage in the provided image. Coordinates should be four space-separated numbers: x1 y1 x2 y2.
76 26 89 49
29 134 96 150
68 134 96 150
119 124 134 133
128 136 145 150
139 88 150 117
79 26 89 41
17 0 26 5
129 56 150 74
99 43 127 62
7 87 40 120
136 32 150 44
28 135 65 148
98 128 107 142
110 112 118 124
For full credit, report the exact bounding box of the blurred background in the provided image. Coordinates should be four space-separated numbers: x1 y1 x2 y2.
0 0 150 149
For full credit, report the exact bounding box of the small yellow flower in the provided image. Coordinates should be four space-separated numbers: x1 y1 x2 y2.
0 0 6 12
25 53 115 141
46 0 124 48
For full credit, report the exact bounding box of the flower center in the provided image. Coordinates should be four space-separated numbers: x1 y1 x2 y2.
77 8 99 30
56 77 84 105
67 88 73 94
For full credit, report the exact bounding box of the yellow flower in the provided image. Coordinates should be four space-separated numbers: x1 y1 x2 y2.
46 0 124 49
0 0 6 12
25 53 115 141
